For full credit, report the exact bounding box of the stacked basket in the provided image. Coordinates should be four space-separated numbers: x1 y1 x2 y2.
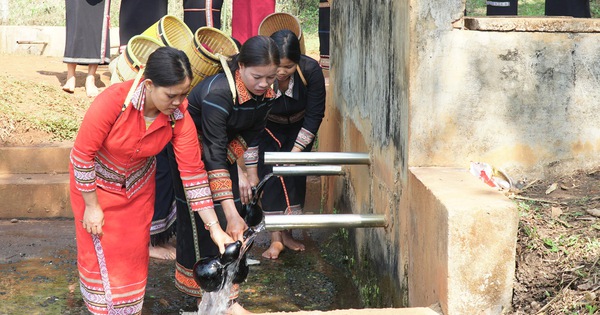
184 27 240 89
110 35 164 85
258 12 305 54
110 15 239 89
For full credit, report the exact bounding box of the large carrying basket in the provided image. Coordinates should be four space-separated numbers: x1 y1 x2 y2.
110 35 164 84
142 15 194 51
258 12 305 54
184 27 240 89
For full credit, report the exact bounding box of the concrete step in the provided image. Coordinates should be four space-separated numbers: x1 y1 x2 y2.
0 144 323 219
0 173 71 218
0 143 72 174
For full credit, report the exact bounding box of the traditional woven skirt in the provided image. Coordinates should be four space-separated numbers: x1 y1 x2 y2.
257 122 311 215
231 0 275 44
165 145 242 297
70 166 155 315
64 0 111 65
150 145 176 246
183 0 225 33
119 0 168 49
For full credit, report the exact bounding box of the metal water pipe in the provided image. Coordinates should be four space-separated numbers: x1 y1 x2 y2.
264 214 386 231
272 165 344 176
264 152 370 165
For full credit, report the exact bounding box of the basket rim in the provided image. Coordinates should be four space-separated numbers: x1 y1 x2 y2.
193 26 240 59
258 12 302 38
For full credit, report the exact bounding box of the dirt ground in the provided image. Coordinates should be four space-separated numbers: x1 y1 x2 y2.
1 53 600 314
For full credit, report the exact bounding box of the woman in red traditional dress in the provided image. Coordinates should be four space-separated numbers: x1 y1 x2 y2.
231 0 275 44
69 46 233 315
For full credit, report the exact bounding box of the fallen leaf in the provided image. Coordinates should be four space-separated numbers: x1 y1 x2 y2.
550 206 562 219
586 208 600 217
545 182 558 195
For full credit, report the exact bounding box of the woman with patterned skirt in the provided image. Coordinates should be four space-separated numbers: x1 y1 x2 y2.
169 35 280 314
69 47 233 315
63 0 111 97
183 0 224 33
258 30 326 260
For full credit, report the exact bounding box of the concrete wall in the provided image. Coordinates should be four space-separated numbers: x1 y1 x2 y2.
410 14 600 179
0 25 119 57
323 0 411 308
318 0 598 313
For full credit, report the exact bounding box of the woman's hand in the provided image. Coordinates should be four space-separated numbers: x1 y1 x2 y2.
81 191 104 235
82 204 104 235
237 164 253 205
222 200 247 242
207 224 235 255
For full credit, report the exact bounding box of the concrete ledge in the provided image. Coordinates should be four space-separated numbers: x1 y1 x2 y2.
0 143 72 174
407 167 518 315
0 25 119 57
0 173 71 218
462 16 600 33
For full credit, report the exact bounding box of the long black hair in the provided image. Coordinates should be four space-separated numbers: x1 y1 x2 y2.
228 35 280 71
270 29 301 64
144 46 193 87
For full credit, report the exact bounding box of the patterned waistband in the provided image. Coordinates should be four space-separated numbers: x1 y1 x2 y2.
268 110 305 124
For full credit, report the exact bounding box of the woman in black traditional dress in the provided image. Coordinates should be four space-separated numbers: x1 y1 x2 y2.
169 35 280 314
63 0 111 97
258 29 326 260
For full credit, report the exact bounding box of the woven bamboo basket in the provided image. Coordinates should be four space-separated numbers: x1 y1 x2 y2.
141 15 193 51
110 35 164 84
258 12 305 54
184 27 240 89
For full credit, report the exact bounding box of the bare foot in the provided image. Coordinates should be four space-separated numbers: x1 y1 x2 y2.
282 230 305 251
85 75 99 97
62 76 75 93
149 243 176 260
261 241 284 260
227 302 253 315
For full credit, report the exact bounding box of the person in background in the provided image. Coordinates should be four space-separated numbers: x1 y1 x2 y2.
63 0 111 98
183 0 224 33
118 0 168 53
545 0 591 18
69 46 232 314
258 29 326 260
231 0 275 44
170 35 280 314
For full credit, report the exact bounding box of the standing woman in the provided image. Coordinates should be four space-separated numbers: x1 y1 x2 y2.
183 0 224 33
259 29 326 260
70 47 233 314
170 35 280 314
118 0 168 53
63 0 111 97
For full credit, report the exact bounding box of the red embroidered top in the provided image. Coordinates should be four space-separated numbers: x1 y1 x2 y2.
70 79 214 212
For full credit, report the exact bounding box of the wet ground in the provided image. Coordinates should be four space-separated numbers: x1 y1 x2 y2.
0 219 361 315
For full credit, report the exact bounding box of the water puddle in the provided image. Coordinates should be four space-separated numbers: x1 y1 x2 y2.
0 219 361 314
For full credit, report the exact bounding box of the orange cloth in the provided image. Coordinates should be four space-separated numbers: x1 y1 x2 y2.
70 79 213 314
